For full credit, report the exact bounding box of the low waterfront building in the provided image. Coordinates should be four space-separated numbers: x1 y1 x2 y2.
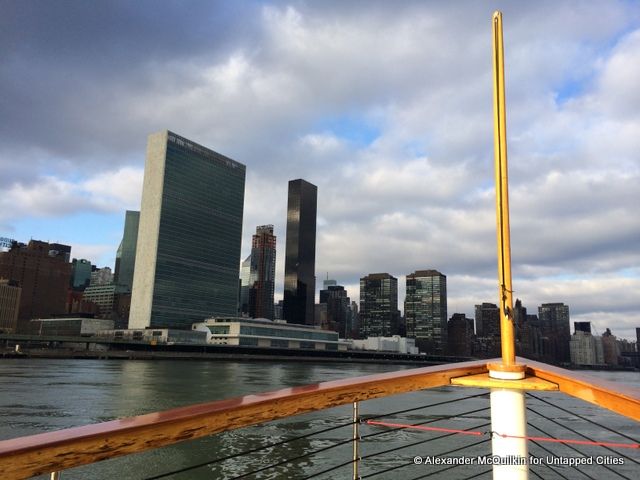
351 336 419 355
30 317 114 336
192 317 344 351
96 328 206 345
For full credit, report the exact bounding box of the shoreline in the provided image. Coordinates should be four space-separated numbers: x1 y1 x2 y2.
1 347 439 365
1 347 637 372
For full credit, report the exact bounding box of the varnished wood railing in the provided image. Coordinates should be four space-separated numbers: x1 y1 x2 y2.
524 358 640 421
0 358 638 479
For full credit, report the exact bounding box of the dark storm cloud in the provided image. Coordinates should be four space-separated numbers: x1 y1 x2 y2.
0 0 262 162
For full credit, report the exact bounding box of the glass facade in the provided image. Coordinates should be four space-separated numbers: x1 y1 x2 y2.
283 179 317 326
538 303 571 363
405 270 447 355
239 324 337 341
114 210 139 292
132 131 245 330
71 259 92 290
359 273 399 337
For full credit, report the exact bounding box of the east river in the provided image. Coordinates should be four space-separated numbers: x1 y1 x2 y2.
1 359 638 479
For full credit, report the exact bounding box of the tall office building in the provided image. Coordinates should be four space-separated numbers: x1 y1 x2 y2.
71 258 92 290
239 254 252 316
319 283 350 337
114 210 140 292
475 302 500 338
90 267 113 285
538 302 571 364
248 225 276 319
574 321 591 334
404 269 448 354
447 313 474 357
283 179 317 326
474 302 501 358
359 273 399 337
130 130 246 329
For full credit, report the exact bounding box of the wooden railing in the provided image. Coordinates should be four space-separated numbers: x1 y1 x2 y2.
524 359 640 421
0 359 638 479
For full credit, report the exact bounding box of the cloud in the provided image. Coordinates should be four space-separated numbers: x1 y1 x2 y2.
0 167 143 223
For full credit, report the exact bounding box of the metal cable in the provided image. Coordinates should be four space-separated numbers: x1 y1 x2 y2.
145 418 357 479
459 467 492 479
528 419 627 480
300 458 356 480
529 467 546 480
527 436 582 480
360 422 491 462
527 405 640 466
363 392 489 421
147 393 490 479
406 462 472 480
361 406 490 440
227 437 354 480
366 437 490 480
527 393 640 444
526 415 633 480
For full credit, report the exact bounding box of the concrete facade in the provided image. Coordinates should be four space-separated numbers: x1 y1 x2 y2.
351 336 419 354
193 317 342 350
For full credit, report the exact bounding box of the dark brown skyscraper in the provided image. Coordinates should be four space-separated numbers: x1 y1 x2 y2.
249 225 276 319
283 179 317 325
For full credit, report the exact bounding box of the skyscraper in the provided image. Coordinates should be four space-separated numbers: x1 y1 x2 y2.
283 179 317 325
359 273 399 337
71 258 92 290
475 302 500 338
473 302 501 358
239 254 252 316
447 313 474 357
538 302 571 363
114 210 140 292
405 270 448 354
319 282 350 337
129 130 246 329
248 225 276 319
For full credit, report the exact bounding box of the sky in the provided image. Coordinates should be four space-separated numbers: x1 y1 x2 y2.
1 0 639 339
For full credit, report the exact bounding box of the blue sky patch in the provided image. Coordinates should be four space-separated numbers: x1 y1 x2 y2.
314 114 380 147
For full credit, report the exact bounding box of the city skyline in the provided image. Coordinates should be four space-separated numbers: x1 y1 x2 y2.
1 1 638 338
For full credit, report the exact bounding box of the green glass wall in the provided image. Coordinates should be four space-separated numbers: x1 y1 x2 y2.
150 132 245 329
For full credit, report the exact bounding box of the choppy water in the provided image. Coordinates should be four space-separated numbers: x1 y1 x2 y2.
0 359 638 479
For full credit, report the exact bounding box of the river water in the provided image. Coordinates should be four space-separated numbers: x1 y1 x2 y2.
1 359 638 479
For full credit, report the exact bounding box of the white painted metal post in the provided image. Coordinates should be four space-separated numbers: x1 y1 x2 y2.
489 369 528 480
352 401 360 480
